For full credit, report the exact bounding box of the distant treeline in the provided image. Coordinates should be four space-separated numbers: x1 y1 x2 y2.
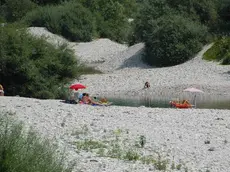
1 0 230 66
0 0 230 98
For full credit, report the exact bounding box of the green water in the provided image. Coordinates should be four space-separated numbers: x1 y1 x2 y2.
198 100 230 110
106 97 230 110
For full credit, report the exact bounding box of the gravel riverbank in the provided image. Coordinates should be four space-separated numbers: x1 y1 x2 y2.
20 27 230 172
1 97 230 172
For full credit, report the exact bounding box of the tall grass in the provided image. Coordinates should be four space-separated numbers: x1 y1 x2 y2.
0 113 72 172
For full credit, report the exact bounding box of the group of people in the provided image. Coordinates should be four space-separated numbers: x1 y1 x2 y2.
77 92 108 106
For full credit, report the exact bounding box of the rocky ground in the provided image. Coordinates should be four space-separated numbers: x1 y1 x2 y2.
1 97 230 172
7 27 228 172
27 27 230 99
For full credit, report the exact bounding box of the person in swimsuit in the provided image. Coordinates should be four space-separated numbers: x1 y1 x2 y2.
81 93 103 105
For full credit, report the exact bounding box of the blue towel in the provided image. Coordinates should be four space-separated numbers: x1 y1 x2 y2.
78 93 83 100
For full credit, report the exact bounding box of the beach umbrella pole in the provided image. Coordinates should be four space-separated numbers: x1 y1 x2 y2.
194 94 196 108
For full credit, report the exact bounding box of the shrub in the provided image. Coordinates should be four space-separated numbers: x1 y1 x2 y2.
123 149 140 161
0 24 79 98
0 0 37 22
166 0 219 26
131 0 176 45
143 15 209 67
203 37 230 65
23 2 95 42
76 139 107 151
31 0 64 5
79 0 136 43
0 113 71 172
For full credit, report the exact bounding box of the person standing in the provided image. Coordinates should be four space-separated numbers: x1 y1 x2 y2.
0 84 4 96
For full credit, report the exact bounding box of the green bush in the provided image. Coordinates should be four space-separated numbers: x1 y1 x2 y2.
79 0 136 43
23 2 95 42
143 15 209 67
0 0 37 22
31 0 64 5
131 0 174 45
203 37 230 65
0 114 72 172
0 24 79 98
166 0 219 25
219 0 230 21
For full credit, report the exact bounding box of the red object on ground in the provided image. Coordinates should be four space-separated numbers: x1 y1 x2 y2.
169 101 192 109
69 83 86 90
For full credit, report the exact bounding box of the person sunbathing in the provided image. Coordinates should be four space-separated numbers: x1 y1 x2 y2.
182 99 190 105
81 93 103 105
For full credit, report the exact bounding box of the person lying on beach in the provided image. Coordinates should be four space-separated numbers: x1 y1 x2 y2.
182 99 190 105
78 93 86 101
80 93 103 105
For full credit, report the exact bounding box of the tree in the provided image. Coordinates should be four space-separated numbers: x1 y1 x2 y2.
0 25 79 98
78 0 137 42
1 0 37 22
31 0 63 5
144 15 208 67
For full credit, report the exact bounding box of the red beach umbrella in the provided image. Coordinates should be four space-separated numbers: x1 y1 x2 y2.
69 83 86 91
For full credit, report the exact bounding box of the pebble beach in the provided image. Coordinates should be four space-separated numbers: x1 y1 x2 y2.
1 97 230 172
1 27 230 172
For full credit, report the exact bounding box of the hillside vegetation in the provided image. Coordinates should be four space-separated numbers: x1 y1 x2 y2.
0 0 230 98
203 37 230 65
0 24 81 98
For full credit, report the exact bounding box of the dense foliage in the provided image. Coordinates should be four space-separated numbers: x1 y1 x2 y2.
31 0 64 5
1 0 136 43
22 0 136 42
0 25 79 98
144 15 209 66
24 2 95 42
203 37 230 65
0 0 37 22
132 0 229 67
78 0 137 42
0 0 230 98
0 114 72 172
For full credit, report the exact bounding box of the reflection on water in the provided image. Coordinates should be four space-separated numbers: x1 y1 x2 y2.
105 95 230 110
